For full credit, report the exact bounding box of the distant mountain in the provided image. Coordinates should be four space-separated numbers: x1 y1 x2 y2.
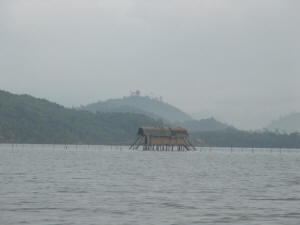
1 89 298 148
0 90 163 144
82 94 192 122
266 113 300 133
176 117 231 133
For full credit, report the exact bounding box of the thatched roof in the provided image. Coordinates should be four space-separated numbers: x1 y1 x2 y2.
138 127 188 137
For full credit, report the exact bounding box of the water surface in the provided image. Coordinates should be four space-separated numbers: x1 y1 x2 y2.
1 145 300 224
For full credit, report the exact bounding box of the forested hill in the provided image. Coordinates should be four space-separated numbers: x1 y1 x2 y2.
0 90 163 144
266 113 300 133
177 118 231 132
82 94 192 122
1 89 299 148
191 128 300 148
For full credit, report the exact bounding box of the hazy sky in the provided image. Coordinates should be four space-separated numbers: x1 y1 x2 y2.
1 0 299 129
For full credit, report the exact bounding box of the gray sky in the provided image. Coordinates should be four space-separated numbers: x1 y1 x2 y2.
1 0 299 129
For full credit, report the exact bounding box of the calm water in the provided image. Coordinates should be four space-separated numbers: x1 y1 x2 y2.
1 145 300 225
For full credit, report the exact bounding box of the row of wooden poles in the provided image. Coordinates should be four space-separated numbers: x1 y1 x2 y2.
1 143 298 152
0 143 124 150
142 144 191 151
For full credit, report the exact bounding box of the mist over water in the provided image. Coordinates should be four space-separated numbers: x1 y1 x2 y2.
1 145 300 225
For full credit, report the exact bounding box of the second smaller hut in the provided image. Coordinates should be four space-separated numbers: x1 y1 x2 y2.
130 127 195 151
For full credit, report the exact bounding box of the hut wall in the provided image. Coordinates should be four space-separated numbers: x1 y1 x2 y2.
147 136 185 145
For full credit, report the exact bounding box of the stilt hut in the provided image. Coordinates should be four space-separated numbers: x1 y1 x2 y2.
130 127 196 151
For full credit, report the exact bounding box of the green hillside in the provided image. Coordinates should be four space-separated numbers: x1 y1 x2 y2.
177 117 230 132
0 90 163 144
82 93 192 122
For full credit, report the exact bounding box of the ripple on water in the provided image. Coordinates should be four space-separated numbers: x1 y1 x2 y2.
1 146 300 225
